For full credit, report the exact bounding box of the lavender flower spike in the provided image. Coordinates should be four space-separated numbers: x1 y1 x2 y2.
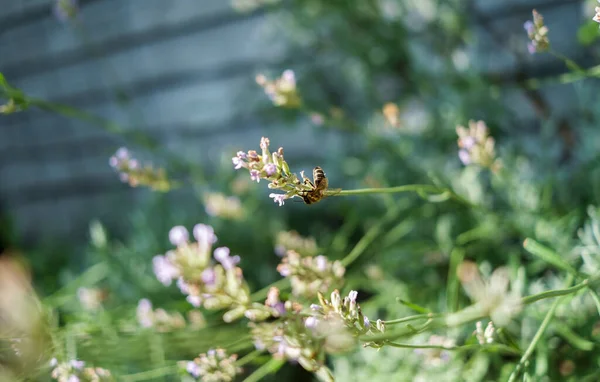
214 247 241 270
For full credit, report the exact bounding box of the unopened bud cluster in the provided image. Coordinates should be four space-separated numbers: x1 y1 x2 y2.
524 10 549 54
475 321 495 344
256 70 301 108
136 299 205 332
153 224 277 322
274 230 319 257
232 137 318 206
50 358 113 382
456 120 501 172
250 313 351 380
277 250 345 298
109 147 172 192
203 192 244 220
179 348 241 382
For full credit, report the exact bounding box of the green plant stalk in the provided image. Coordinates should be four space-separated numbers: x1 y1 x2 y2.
242 358 285 382
386 342 521 356
325 185 474 207
384 313 441 326
508 274 575 382
235 349 264 367
120 365 178 382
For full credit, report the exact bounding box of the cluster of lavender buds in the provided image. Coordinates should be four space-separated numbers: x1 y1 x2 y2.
179 348 241 382
255 70 301 108
524 10 549 54
414 335 456 367
203 192 244 220
135 298 206 332
153 224 276 322
109 147 172 192
50 359 113 382
382 102 401 128
456 120 501 172
274 230 319 257
232 137 324 206
277 250 345 298
53 0 78 22
594 1 600 25
457 261 522 327
475 321 495 345
312 290 384 342
250 315 351 381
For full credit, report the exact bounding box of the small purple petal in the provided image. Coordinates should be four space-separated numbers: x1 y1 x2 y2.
201 268 216 285
305 316 318 329
186 295 202 307
364 316 371 328
348 290 358 303
315 256 328 272
169 225 189 246
269 193 286 206
458 149 471 165
232 157 244 170
523 20 534 34
193 224 217 247
250 169 261 182
264 163 277 176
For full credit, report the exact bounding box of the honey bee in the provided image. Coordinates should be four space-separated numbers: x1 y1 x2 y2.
299 166 330 205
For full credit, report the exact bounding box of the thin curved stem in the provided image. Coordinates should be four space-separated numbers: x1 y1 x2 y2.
508 274 575 382
326 185 475 208
384 313 441 326
386 342 521 355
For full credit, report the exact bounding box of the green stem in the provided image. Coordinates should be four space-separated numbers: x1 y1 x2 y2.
235 349 263 367
120 365 178 382
242 358 285 382
384 313 440 326
326 185 475 207
521 278 590 305
386 342 520 355
340 202 405 267
508 275 575 382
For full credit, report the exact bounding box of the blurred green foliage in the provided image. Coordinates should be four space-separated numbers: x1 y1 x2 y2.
3 0 600 381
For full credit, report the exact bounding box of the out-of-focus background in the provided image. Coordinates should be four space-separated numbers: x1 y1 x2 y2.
3 0 600 381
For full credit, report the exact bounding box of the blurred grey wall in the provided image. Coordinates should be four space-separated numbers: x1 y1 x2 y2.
0 0 594 243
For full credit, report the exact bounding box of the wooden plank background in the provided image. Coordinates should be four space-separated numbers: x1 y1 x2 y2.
0 0 594 243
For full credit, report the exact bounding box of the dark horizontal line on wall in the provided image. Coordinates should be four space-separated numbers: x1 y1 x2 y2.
0 0 102 36
2 7 265 81
4 57 273 129
475 0 583 18
0 112 266 165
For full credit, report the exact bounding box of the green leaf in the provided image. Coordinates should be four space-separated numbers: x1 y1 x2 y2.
523 238 578 275
578 20 600 46
396 298 430 314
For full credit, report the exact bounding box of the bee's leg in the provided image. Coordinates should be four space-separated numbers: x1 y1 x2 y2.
300 171 314 188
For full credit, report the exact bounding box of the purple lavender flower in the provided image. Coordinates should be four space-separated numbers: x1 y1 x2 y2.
214 247 241 270
250 169 260 182
232 157 244 170
264 163 277 176
193 224 217 251
137 299 154 328
176 277 190 294
310 304 323 311
269 193 286 206
67 376 80 382
69 360 85 369
201 268 216 285
523 21 534 34
305 316 318 329
458 149 471 165
186 361 201 378
315 256 328 272
152 255 179 286
348 290 358 303
186 295 202 307
169 225 189 246
364 316 371 329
